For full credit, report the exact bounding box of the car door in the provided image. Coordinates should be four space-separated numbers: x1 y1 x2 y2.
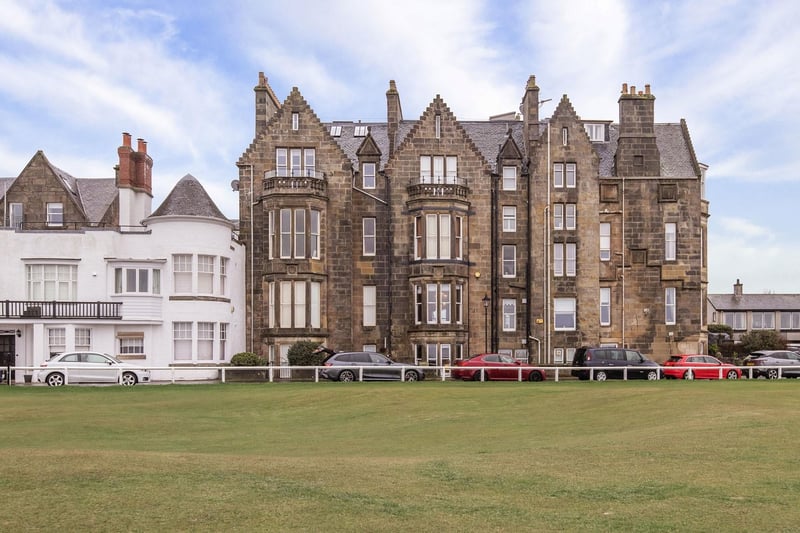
779 352 800 377
82 352 118 382
625 350 645 379
57 353 85 382
367 353 396 380
604 349 625 378
696 356 720 379
480 354 503 379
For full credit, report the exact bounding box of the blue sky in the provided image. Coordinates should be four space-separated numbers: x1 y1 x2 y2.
1 0 798 294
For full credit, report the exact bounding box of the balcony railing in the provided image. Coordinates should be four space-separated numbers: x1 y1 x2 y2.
263 170 327 195
407 176 469 199
0 301 123 320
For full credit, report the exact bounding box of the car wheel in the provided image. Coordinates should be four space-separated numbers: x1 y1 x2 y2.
595 370 607 382
767 368 779 380
121 372 138 386
471 371 482 381
646 370 659 381
338 370 355 382
726 370 739 380
46 373 65 387
528 371 544 382
404 370 419 382
684 369 694 380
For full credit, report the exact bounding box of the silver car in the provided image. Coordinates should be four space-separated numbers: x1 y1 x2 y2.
38 351 150 386
744 350 800 379
318 351 426 382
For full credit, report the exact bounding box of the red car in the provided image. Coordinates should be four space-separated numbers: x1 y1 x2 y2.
452 353 546 382
662 354 741 380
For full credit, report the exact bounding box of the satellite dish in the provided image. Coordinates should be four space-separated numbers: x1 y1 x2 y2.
230 179 240 191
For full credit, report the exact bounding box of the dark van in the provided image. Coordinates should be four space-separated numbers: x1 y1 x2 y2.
571 346 661 381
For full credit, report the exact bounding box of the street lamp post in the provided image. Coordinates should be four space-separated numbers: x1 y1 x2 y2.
482 294 490 353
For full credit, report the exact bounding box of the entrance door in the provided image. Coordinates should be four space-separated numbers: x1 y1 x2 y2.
0 335 15 382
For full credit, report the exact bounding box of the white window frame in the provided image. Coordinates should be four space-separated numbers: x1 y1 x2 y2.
294 209 306 259
454 216 463 260
46 202 63 227
414 216 423 260
665 288 676 325
439 214 451 259
566 243 576 277
197 255 214 295
752 312 775 330
75 328 91 352
502 298 517 332
502 166 516 191
197 322 214 360
554 244 564 277
310 282 321 329
291 112 299 131
279 281 292 328
363 162 376 189
363 218 376 256
502 245 516 278
173 322 192 361
119 335 145 357
600 223 611 261
665 222 677 261
502 206 516 232
9 202 23 229
276 148 288 177
27 264 78 301
48 327 66 357
294 282 306 328
553 204 563 230
310 210 321 259
585 123 605 142
565 204 576 230
363 286 377 327
566 163 576 188
600 288 611 326
553 163 564 188
554 298 576 330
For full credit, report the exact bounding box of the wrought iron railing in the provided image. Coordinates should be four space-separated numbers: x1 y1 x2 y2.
0 300 122 319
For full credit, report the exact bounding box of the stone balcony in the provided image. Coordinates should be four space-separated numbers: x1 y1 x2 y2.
407 176 470 199
262 170 327 197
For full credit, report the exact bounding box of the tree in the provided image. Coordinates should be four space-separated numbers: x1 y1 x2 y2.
738 330 786 354
288 340 327 366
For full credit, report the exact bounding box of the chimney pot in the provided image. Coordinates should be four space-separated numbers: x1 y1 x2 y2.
630 85 636 95
645 84 651 95
621 83 628 93
137 138 146 153
122 132 131 147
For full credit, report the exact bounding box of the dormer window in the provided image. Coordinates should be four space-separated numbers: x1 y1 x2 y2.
330 125 342 137
584 123 606 142
362 163 376 189
354 125 368 137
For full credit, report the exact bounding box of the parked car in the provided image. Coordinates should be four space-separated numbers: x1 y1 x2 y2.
451 353 546 382
318 351 425 382
571 346 661 381
37 351 150 386
662 354 741 380
743 350 800 379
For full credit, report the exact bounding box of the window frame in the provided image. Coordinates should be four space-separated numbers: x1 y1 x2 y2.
665 222 677 261
600 288 611 326
554 298 576 330
362 162 376 189
502 166 517 191
502 206 517 232
502 245 516 278
665 287 677 325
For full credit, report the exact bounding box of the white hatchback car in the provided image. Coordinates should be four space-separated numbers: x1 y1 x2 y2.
38 351 150 386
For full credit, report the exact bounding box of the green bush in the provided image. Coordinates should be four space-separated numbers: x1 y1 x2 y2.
230 352 266 366
288 340 327 366
738 330 786 354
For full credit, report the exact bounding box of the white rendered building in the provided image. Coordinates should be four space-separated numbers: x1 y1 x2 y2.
0 133 244 382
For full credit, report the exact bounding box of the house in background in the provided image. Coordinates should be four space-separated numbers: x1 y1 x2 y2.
0 133 244 382
707 279 800 347
237 73 708 366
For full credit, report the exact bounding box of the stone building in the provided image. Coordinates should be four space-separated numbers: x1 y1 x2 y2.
237 73 708 366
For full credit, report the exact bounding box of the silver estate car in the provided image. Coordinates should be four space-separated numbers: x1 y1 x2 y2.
38 351 150 386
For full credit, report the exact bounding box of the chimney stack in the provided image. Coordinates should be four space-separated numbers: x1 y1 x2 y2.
521 75 540 146
254 71 280 136
386 79 403 157
615 82 660 176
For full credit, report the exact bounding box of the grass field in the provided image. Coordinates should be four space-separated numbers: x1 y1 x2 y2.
1 380 799 532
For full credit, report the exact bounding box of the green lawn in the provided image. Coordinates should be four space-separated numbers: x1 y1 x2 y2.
1 380 798 532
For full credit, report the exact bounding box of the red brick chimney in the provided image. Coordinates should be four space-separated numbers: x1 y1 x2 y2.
116 132 133 188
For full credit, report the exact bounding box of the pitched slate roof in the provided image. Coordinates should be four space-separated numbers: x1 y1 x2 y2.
150 174 228 221
76 178 117 223
598 124 699 178
328 117 696 179
708 294 800 312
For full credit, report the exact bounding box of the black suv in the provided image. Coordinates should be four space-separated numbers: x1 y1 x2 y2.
318 351 426 382
571 346 661 381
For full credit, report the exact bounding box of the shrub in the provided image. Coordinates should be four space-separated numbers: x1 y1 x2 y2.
230 352 266 366
738 330 786 354
288 340 327 366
